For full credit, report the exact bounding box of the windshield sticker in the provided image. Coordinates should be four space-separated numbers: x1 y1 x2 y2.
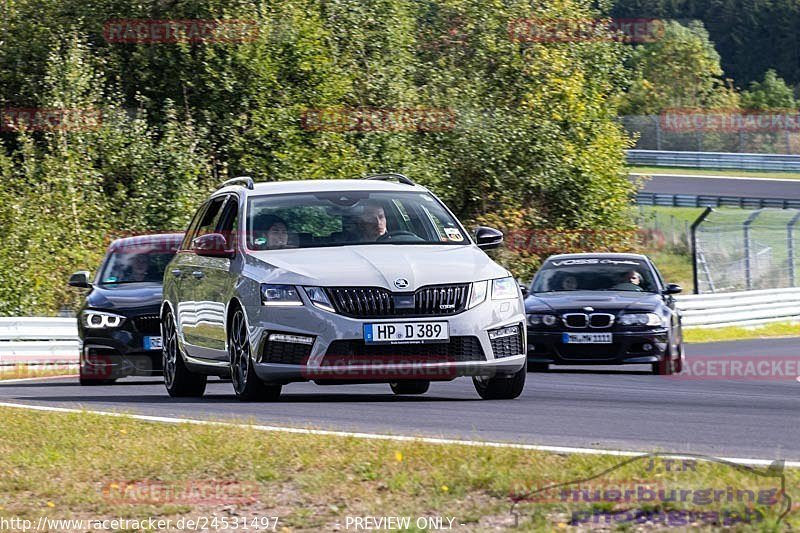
550 259 643 267
444 228 464 241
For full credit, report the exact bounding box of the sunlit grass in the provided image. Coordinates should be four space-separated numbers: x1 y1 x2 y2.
629 166 800 180
0 407 795 531
685 321 800 343
0 364 77 381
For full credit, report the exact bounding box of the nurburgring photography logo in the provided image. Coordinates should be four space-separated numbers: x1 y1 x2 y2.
102 19 259 44
509 452 792 529
508 18 665 44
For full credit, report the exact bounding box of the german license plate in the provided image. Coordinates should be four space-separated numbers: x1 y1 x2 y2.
562 332 612 344
364 322 449 344
144 336 162 350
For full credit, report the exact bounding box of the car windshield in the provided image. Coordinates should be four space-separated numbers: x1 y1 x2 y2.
531 258 658 293
245 191 469 249
98 242 179 285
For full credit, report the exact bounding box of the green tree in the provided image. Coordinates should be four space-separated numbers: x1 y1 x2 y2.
741 69 796 110
620 20 739 115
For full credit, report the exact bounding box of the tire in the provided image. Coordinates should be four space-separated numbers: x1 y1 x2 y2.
390 380 430 395
673 343 685 374
229 307 281 402
162 309 207 397
527 362 549 372
652 355 675 376
473 362 527 400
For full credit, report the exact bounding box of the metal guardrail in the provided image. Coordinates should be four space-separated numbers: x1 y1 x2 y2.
0 317 79 364
627 150 800 171
675 288 800 328
636 192 800 210
2 291 798 364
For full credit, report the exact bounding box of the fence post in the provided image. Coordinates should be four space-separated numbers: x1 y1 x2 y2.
789 211 800 287
691 207 713 294
743 210 763 290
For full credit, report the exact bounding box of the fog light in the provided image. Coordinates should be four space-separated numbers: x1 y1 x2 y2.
268 333 314 345
643 343 653 351
489 325 519 340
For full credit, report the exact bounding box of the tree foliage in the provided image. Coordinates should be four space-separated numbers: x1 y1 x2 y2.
0 0 635 314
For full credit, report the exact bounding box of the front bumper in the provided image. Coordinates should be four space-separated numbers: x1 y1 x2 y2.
80 329 163 379
243 298 527 383
527 328 670 365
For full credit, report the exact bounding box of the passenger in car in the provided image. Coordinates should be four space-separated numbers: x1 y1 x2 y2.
253 214 290 249
355 202 388 241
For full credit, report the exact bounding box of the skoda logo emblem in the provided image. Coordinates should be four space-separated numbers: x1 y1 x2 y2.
394 278 409 289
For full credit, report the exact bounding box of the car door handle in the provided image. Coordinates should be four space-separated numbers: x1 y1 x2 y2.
192 271 204 279
171 269 183 278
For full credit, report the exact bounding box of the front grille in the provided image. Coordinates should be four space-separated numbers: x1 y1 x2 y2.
324 336 485 363
490 327 523 359
326 284 469 318
133 314 161 334
564 313 588 328
261 339 313 365
589 313 614 328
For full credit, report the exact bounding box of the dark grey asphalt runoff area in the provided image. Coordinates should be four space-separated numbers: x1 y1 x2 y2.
1 338 798 461
631 173 800 201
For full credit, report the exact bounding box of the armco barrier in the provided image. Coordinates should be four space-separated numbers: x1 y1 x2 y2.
675 287 800 328
2 289 798 364
627 149 800 171
0 317 79 364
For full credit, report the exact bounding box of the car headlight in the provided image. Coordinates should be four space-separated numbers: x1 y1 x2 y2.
82 311 125 329
528 314 558 326
261 284 303 306
467 280 488 309
491 276 519 300
618 312 662 326
303 286 335 312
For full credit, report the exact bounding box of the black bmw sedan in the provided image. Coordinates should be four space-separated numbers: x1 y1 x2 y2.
524 253 684 375
69 233 183 385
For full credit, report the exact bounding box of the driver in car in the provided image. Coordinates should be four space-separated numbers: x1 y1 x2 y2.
355 202 388 241
612 269 643 291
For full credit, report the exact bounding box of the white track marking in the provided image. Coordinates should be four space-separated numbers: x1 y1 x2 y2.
0 374 78 384
0 400 796 468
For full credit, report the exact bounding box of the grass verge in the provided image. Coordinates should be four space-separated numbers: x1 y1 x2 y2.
0 364 77 381
629 166 800 180
0 406 796 531
684 321 800 343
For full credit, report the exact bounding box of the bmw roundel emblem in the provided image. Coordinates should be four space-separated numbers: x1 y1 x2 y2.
394 278 409 289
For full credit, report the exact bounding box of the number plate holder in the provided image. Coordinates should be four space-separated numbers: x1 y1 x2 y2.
364 322 449 344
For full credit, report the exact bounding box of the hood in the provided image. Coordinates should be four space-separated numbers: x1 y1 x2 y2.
247 244 508 289
86 282 163 312
525 290 662 313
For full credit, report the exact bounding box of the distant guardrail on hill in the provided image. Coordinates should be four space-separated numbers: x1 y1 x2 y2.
627 150 800 172
2 291 799 365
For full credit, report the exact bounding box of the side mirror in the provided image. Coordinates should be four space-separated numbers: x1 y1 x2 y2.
517 278 529 297
68 271 91 288
663 283 682 295
475 226 503 250
193 233 234 258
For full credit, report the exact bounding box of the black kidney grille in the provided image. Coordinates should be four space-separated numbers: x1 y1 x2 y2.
589 314 614 328
326 284 469 318
133 314 161 334
564 314 588 328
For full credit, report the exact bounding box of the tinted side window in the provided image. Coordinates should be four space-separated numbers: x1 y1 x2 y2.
180 202 209 250
193 196 227 243
216 195 239 247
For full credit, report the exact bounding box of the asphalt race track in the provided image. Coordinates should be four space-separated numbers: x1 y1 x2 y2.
632 173 800 201
2 337 798 461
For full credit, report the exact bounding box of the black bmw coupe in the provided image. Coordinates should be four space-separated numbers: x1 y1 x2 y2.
69 233 183 384
524 253 684 375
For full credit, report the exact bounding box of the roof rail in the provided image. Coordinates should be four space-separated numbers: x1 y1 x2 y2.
363 173 416 186
219 176 254 190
